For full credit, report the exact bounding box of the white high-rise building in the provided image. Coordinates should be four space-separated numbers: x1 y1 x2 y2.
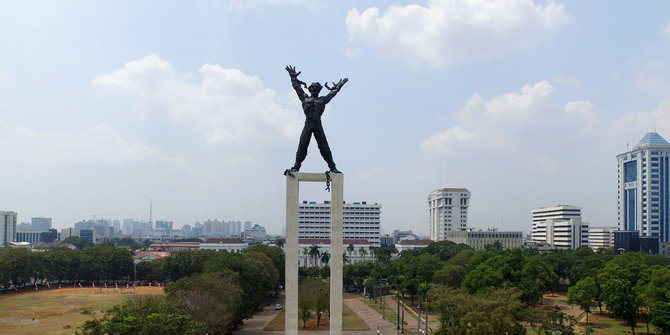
531 205 589 249
1 211 17 246
617 132 670 242
428 188 470 241
298 201 381 246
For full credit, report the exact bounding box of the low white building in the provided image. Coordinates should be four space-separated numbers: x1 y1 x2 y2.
446 229 522 250
531 205 589 249
199 238 248 253
395 239 432 253
588 226 616 251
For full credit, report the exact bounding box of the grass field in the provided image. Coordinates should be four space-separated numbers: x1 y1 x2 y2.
0 287 163 335
263 303 369 331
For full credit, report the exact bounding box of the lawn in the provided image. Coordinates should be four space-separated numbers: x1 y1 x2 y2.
263 303 369 331
0 286 163 335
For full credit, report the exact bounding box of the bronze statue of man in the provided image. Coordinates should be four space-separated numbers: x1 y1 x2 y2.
285 65 348 173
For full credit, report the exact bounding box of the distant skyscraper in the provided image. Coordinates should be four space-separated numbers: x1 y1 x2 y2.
428 188 470 241
617 132 670 242
31 217 52 231
0 211 17 246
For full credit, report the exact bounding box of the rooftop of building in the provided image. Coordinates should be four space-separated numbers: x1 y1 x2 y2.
204 238 245 244
274 238 370 245
433 188 469 193
398 239 433 246
633 131 670 150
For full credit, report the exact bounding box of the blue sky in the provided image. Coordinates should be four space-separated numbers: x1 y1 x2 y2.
1 0 670 235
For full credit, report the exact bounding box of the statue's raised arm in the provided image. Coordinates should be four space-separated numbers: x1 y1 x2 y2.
285 65 307 101
324 78 348 103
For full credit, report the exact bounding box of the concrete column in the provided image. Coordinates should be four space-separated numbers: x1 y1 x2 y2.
329 173 344 335
284 172 344 334
285 176 299 335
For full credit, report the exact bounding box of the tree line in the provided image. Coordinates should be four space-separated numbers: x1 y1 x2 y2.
0 246 133 288
77 244 284 335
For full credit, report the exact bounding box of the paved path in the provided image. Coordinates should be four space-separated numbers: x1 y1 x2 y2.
235 294 397 334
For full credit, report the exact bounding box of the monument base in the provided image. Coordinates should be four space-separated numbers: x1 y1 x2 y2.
285 172 343 335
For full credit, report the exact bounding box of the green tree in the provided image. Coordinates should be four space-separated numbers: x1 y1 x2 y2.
567 276 598 324
308 244 320 267
651 301 670 335
359 247 368 262
320 251 330 266
76 295 196 335
63 236 90 249
603 278 639 334
433 264 466 288
166 270 243 334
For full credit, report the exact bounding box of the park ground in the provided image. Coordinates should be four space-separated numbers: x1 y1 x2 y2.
0 288 659 335
0 286 163 335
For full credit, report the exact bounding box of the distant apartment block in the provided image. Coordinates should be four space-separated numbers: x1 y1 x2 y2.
446 229 522 250
122 219 152 237
0 211 17 246
60 227 96 245
202 219 242 237
617 132 670 242
588 226 616 251
243 224 267 240
31 217 52 231
298 200 381 246
531 205 589 249
428 188 470 241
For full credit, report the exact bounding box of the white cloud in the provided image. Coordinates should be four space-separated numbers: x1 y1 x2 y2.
420 126 473 153
613 99 670 136
422 80 556 153
93 54 302 147
636 59 670 93
345 0 571 66
0 69 6 84
0 123 184 165
553 75 583 88
564 100 596 126
527 154 563 174
458 80 554 123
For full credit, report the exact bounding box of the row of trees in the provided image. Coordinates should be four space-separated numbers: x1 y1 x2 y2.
0 246 133 288
338 241 670 334
78 244 285 335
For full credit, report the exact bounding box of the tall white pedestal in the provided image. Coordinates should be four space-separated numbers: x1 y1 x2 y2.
285 172 343 335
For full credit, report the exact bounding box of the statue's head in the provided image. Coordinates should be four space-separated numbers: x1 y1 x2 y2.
308 82 322 96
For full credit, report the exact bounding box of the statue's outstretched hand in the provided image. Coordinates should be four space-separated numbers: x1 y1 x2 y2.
336 78 348 87
285 65 301 78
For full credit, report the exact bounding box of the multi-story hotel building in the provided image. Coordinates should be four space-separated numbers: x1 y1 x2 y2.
617 132 670 242
298 200 381 246
0 211 17 247
531 205 589 249
428 188 470 241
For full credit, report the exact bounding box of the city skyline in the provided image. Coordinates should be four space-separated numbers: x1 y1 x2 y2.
2 1 670 235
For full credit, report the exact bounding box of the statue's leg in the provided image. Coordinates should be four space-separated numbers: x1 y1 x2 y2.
313 123 337 171
293 123 312 170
